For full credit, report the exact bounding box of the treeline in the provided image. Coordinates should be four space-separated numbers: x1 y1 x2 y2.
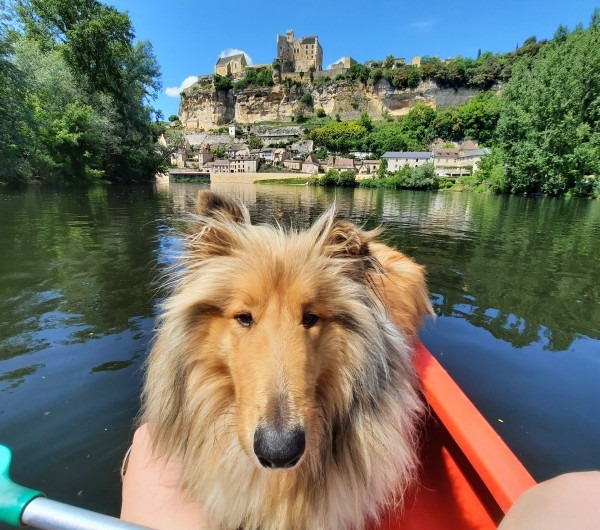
0 0 164 185
494 14 600 196
309 11 600 198
312 38 546 93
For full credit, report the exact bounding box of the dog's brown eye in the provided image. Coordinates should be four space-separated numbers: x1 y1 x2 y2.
235 313 253 327
302 313 319 329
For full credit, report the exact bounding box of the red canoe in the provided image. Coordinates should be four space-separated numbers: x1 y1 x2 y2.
372 342 536 530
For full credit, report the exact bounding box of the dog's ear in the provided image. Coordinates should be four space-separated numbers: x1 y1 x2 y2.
321 218 372 258
186 191 250 258
195 190 250 224
313 208 379 278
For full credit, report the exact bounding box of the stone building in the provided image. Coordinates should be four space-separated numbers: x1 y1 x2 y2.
215 53 247 77
330 57 358 70
277 30 323 73
381 152 432 172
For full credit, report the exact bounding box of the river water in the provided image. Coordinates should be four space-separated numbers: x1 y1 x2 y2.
1 182 599 522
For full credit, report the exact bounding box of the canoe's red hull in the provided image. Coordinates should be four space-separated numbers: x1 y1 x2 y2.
371 342 536 529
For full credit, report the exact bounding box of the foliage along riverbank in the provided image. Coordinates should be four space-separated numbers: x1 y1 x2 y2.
304 12 600 198
1 2 599 198
0 0 167 185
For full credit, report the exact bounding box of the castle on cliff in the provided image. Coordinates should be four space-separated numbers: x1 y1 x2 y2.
276 30 323 73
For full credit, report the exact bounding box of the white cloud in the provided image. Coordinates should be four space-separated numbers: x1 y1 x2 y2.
326 57 345 70
165 75 199 97
219 48 253 65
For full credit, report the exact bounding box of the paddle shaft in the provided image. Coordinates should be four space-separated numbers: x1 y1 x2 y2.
21 497 151 530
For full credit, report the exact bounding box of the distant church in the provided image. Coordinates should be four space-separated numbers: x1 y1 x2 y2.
214 53 247 77
276 30 323 73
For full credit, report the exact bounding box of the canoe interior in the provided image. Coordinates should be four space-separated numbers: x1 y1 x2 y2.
369 342 536 530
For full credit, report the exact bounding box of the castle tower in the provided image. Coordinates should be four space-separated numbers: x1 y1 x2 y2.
276 29 323 73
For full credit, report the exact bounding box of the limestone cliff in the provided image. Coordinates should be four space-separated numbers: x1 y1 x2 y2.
180 78 489 132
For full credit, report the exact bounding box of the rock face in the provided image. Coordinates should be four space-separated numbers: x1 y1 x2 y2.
180 79 491 132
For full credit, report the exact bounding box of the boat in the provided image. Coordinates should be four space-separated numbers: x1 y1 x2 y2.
0 341 535 529
374 341 536 530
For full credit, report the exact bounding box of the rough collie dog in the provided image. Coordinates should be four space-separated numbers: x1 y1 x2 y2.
141 191 433 530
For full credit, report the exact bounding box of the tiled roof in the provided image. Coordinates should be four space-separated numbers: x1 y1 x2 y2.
382 152 432 159
462 148 491 157
434 149 460 157
216 53 245 66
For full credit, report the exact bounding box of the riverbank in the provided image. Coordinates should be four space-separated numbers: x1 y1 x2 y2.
196 172 309 184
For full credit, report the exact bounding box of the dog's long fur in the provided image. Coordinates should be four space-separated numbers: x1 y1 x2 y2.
141 191 433 530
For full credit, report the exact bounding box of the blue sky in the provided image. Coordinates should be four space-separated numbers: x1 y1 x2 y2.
107 0 600 120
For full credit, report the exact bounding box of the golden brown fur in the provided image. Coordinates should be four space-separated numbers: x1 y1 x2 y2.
141 191 433 529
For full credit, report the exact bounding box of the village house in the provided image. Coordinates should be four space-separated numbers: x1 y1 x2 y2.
205 159 231 173
277 30 323 73
259 149 274 163
198 145 213 166
381 152 432 172
283 159 302 171
272 148 289 163
226 144 250 158
459 148 490 173
301 155 320 174
170 147 186 168
431 142 490 176
229 156 258 173
214 53 247 77
322 156 355 172
355 159 381 175
432 148 463 176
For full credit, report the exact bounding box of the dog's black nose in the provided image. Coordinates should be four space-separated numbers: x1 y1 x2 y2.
253 425 305 469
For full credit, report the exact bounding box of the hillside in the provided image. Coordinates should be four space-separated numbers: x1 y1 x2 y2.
180 77 488 131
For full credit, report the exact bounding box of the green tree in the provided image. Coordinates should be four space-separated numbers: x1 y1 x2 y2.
300 92 313 107
367 123 414 156
214 74 232 91
497 20 600 195
377 158 388 178
309 120 367 152
456 91 501 144
0 1 33 182
358 111 373 132
13 0 162 183
234 67 273 90
246 135 262 149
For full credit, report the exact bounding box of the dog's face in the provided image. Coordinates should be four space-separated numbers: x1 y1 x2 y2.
207 257 335 470
169 191 389 471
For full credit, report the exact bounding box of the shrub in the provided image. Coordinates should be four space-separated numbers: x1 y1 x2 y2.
315 107 326 118
214 74 233 91
300 92 313 106
318 169 356 187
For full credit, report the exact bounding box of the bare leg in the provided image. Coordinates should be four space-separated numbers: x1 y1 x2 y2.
498 471 600 530
120 424 210 530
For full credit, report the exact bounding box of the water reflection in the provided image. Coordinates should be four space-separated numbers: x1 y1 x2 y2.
0 183 598 520
0 364 44 392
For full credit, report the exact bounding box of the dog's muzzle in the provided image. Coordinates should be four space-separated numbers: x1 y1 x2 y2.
253 425 305 469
